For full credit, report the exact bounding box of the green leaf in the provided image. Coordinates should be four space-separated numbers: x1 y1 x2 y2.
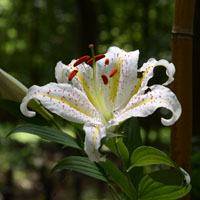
100 160 137 200
104 138 118 156
51 156 108 182
121 117 143 188
129 146 176 171
116 138 129 164
138 169 191 200
122 117 142 154
8 124 81 150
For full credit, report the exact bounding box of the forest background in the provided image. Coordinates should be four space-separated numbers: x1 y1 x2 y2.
0 0 199 200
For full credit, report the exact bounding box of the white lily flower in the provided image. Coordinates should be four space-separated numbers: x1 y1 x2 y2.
20 46 181 162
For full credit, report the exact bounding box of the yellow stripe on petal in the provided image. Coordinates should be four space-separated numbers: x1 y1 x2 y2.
93 126 100 153
126 98 171 112
77 72 99 109
130 66 153 98
108 53 124 106
35 93 93 118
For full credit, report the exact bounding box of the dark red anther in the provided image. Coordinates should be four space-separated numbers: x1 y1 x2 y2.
87 54 106 65
101 74 108 85
109 68 118 77
105 58 109 65
68 70 78 81
73 56 91 67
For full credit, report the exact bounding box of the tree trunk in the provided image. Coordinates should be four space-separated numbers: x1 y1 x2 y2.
193 0 200 137
171 1 195 200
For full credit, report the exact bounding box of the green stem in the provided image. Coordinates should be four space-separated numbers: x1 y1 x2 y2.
108 183 121 200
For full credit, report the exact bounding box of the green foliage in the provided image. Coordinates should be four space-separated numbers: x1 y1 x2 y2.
8 124 81 150
122 117 142 154
0 1 191 199
0 0 174 87
0 98 47 125
121 117 143 189
138 170 191 200
100 160 137 200
51 156 108 182
129 146 177 171
115 138 130 165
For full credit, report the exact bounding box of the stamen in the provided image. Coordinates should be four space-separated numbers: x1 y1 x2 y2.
87 54 106 65
74 56 91 67
101 74 108 85
68 70 78 81
105 58 109 65
109 68 118 77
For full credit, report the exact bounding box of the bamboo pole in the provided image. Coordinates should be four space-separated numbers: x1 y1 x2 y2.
171 1 195 199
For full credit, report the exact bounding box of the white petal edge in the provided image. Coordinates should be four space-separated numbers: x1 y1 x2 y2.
115 85 181 126
138 58 175 93
55 61 84 92
55 61 69 83
20 82 101 124
83 123 106 162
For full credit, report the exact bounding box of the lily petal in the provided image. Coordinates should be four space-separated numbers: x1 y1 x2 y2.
83 123 106 162
138 58 175 93
96 47 140 110
55 61 83 91
115 85 181 126
20 82 100 124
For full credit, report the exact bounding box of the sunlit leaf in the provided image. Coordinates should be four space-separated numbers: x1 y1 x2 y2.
8 124 81 150
129 146 176 171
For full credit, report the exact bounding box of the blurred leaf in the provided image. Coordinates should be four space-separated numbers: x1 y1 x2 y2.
138 169 191 200
129 146 176 172
0 68 27 102
8 124 81 150
100 160 137 200
0 98 47 125
0 68 54 122
51 156 108 182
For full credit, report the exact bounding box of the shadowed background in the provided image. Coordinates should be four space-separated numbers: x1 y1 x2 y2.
0 0 199 200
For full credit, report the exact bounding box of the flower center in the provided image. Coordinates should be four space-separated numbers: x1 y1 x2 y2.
68 45 118 124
